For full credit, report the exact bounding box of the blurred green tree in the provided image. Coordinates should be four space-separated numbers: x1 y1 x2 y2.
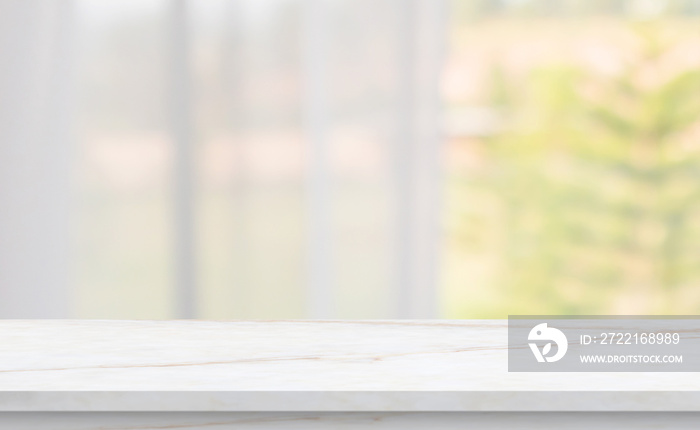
460 23 700 316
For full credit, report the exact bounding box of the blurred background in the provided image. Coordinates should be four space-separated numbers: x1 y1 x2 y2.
1 0 699 319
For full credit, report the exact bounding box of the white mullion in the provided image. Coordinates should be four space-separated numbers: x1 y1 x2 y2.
169 0 197 319
394 0 445 319
302 0 334 319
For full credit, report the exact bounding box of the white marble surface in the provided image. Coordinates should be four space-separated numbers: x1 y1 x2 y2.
2 413 700 430
1 320 699 411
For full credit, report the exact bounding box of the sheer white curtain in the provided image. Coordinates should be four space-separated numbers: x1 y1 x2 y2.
0 0 75 318
0 0 445 319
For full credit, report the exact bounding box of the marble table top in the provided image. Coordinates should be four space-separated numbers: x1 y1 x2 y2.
0 320 699 411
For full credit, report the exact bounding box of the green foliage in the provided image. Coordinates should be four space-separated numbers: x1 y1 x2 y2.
459 23 700 315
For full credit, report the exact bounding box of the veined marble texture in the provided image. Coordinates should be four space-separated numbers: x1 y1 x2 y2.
0 320 699 411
